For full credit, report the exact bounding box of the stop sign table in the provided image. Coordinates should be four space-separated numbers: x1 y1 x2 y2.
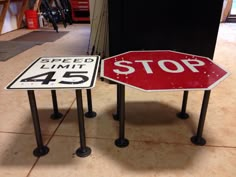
101 50 229 147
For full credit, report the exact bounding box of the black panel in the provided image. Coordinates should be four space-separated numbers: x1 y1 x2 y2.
108 0 224 59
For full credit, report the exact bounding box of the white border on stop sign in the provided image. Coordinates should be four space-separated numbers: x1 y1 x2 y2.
100 50 230 92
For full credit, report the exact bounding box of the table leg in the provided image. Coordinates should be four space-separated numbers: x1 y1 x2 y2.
115 84 129 147
177 91 190 119
27 90 49 157
191 90 211 145
75 90 91 157
85 89 97 118
50 90 63 120
112 84 120 121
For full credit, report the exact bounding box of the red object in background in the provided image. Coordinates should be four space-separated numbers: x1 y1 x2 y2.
24 10 39 29
70 0 90 22
101 50 229 91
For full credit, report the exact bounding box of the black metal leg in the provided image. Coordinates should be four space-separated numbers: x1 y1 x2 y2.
191 90 211 146
50 90 63 120
115 84 129 147
75 90 91 157
177 91 190 119
27 90 49 157
113 84 120 121
84 89 97 118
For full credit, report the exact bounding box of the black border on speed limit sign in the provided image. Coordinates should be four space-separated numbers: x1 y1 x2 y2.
6 56 100 90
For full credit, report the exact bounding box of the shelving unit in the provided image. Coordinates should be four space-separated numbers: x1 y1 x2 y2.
70 0 90 22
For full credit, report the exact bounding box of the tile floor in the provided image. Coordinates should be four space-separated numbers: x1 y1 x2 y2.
0 23 236 177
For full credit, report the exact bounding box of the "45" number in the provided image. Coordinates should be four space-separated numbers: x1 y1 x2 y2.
20 71 89 85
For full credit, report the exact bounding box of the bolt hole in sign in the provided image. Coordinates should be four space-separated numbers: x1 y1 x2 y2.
6 56 100 90
101 51 229 91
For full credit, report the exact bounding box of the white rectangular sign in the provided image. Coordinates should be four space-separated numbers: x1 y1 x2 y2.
6 56 100 90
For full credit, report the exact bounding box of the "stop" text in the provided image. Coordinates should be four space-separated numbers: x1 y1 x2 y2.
113 59 205 74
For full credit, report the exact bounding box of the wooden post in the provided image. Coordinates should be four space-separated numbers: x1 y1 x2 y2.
221 0 233 22
33 0 41 11
0 0 10 34
17 0 29 28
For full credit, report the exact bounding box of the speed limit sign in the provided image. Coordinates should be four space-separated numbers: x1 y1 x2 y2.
6 56 100 90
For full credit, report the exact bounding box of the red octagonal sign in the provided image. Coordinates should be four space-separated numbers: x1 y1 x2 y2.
101 51 229 91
